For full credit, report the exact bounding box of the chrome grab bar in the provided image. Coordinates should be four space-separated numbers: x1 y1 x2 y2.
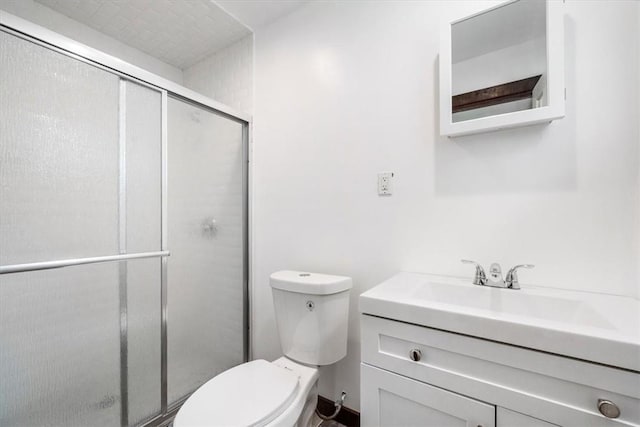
0 251 170 275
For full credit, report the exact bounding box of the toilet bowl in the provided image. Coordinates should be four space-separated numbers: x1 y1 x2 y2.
174 271 352 427
174 358 318 427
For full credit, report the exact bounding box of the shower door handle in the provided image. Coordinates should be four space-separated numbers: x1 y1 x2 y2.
0 251 171 274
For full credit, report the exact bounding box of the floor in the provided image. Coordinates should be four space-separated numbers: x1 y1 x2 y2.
320 420 347 427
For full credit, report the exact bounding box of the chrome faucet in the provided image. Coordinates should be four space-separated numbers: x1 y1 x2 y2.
460 259 486 286
504 264 535 289
461 260 534 290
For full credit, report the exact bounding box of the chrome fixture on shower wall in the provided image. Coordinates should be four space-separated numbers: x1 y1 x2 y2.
202 218 218 235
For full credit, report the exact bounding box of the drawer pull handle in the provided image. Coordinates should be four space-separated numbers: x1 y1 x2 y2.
409 349 422 362
598 399 620 419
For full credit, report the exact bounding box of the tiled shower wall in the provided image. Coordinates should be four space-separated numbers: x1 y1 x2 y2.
183 35 253 114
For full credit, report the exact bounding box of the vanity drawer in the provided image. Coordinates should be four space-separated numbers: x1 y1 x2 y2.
361 315 640 426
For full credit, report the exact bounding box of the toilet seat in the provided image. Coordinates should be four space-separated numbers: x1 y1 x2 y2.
174 359 300 427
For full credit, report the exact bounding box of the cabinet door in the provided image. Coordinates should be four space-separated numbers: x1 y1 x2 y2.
497 408 559 427
361 364 495 427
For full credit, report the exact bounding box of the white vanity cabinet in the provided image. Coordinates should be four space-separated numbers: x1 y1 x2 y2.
497 408 558 427
360 315 640 427
362 363 495 427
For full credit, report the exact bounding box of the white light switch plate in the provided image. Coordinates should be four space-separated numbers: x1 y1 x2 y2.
378 172 394 196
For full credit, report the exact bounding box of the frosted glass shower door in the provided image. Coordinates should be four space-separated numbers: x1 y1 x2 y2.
167 97 245 404
0 31 120 426
0 31 162 426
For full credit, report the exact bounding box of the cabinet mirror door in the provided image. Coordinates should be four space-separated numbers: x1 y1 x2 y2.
439 0 565 137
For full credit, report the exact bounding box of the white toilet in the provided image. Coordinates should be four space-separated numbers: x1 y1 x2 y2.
174 270 352 427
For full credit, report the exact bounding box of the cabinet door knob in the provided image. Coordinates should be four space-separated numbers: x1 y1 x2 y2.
409 349 422 362
598 399 620 419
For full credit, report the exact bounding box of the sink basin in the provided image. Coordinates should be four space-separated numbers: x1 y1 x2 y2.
417 281 615 330
360 272 640 371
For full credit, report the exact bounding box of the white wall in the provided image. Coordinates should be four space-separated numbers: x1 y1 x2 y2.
183 34 254 114
252 0 640 411
0 0 183 83
637 3 640 299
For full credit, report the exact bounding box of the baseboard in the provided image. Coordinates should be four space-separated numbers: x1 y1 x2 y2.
317 395 360 427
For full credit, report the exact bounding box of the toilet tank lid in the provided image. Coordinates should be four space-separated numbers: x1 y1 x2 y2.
270 270 352 295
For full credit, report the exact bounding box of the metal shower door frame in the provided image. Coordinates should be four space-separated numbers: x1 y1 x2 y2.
0 11 251 427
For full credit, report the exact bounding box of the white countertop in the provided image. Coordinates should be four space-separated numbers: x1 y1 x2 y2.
360 272 640 372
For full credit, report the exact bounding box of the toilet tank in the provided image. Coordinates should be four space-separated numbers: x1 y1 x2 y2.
270 271 352 366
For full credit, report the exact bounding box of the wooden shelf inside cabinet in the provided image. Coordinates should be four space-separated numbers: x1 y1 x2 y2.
452 75 542 113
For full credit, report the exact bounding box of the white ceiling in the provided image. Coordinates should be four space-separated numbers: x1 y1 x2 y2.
214 0 308 30
35 0 252 69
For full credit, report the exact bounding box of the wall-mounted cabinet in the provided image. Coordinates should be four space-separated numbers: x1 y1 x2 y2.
439 0 565 137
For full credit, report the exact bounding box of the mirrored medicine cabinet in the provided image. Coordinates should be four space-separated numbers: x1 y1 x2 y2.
439 0 565 137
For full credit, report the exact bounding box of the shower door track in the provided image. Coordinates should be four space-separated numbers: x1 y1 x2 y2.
0 13 251 124
0 11 251 427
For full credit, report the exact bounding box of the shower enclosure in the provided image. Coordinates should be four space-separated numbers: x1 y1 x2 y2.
0 14 249 427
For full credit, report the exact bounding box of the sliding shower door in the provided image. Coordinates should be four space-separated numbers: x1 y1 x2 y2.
0 26 247 427
166 97 246 405
0 31 121 426
0 31 164 426
121 81 163 426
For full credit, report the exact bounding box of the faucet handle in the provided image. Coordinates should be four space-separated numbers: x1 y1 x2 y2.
505 264 534 289
461 259 487 286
